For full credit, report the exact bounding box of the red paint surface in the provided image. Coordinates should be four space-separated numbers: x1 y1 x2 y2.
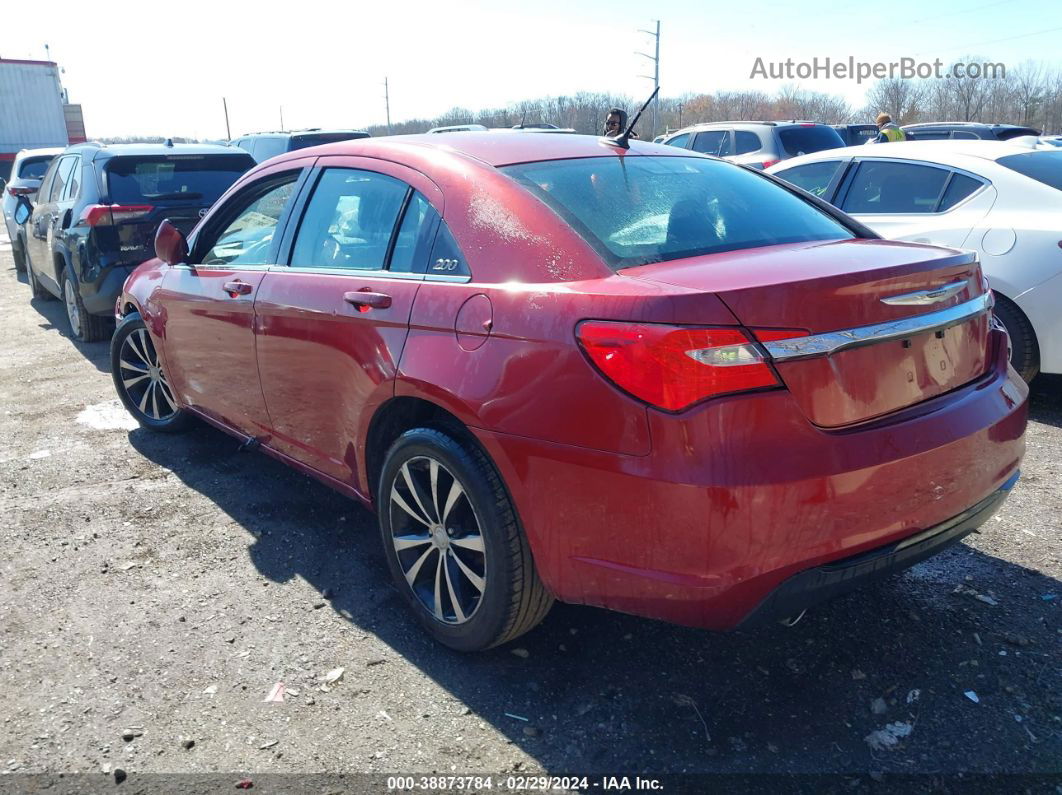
117 134 1028 630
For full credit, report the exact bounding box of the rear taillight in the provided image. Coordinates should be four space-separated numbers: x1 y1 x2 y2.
79 204 154 226
751 328 808 343
760 159 780 169
6 186 33 197
576 321 781 411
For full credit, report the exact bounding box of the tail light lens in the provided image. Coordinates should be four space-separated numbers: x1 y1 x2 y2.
576 321 781 411
79 204 154 226
6 186 33 197
761 159 780 169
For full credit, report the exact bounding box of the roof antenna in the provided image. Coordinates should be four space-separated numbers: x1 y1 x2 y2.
603 86 659 150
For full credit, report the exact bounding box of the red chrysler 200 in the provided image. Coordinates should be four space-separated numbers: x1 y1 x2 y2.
111 133 1027 651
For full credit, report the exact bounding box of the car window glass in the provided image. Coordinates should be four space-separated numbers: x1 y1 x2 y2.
777 126 845 156
48 156 76 202
734 131 762 155
201 179 297 266
106 155 252 204
938 173 983 210
774 161 843 198
951 131 979 140
19 157 53 179
665 133 690 148
390 192 439 273
691 131 729 156
841 161 949 214
37 159 59 201
252 137 288 162
997 150 1062 192
62 158 82 201
504 155 853 269
427 222 469 277
291 168 408 270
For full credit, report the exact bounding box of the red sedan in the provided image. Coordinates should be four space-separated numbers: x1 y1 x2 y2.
111 133 1027 651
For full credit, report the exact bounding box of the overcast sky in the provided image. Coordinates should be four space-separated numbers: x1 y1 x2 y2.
1 0 1059 139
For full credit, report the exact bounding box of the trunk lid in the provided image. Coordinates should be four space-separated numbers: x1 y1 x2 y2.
625 238 991 427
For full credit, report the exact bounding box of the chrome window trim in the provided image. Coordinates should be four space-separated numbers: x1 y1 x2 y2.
261 265 472 284
763 292 992 362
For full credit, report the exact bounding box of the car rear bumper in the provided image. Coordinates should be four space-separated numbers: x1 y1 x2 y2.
738 470 1018 627
473 327 1028 630
80 264 134 316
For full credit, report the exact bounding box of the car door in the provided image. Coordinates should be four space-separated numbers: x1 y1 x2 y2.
157 161 310 437
27 154 76 288
836 159 995 246
254 157 443 489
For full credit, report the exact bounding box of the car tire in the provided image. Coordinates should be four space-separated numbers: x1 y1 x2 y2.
111 312 192 433
992 294 1039 383
62 263 110 343
25 250 51 301
12 239 26 273
377 427 553 651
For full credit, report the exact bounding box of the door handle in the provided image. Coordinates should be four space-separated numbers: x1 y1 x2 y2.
343 290 392 310
223 280 253 297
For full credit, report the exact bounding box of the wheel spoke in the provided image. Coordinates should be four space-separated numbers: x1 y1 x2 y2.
138 330 156 367
442 479 464 524
450 548 485 592
444 557 465 623
120 360 149 374
126 335 150 368
403 545 435 586
401 463 434 526
123 374 150 389
149 382 161 419
450 535 485 553
391 486 432 528
157 379 178 412
393 533 432 551
432 552 444 620
138 382 151 413
429 459 441 523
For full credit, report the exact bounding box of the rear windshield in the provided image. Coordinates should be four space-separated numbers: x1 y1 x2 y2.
503 156 853 269
997 151 1062 192
18 156 54 179
290 132 370 151
778 126 845 157
106 155 253 204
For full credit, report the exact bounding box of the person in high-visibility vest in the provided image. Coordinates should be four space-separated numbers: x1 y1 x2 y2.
875 113 907 143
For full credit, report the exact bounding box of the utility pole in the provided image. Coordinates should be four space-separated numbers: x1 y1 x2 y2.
222 97 231 140
279 105 284 130
383 77 392 135
636 20 660 138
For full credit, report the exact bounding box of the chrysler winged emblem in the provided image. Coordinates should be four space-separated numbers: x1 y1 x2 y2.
880 280 968 306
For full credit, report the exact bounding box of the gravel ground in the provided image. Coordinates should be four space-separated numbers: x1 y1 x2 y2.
0 233 1058 788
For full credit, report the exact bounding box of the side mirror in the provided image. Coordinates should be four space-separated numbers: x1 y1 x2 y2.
154 219 188 265
13 196 32 226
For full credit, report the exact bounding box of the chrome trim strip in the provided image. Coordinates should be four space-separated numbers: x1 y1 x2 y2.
763 292 991 362
880 279 968 306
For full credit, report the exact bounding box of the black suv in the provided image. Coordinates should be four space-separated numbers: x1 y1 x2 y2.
232 129 370 163
15 142 254 341
901 122 1041 141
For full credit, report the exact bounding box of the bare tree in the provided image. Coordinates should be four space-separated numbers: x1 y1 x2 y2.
863 78 926 124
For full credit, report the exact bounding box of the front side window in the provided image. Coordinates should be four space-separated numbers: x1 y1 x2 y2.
691 130 730 156
290 168 408 270
774 160 844 199
200 179 297 266
504 156 853 269
841 161 949 214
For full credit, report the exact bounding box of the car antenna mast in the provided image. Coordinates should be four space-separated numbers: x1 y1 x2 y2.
604 86 660 150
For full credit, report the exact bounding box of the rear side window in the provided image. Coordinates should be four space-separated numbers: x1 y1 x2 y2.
997 151 1062 192
774 161 844 198
62 158 82 201
251 137 288 162
504 156 853 269
291 168 408 270
18 156 54 179
778 126 845 156
428 223 469 276
664 133 690 148
106 155 252 204
390 192 439 273
734 131 762 155
841 161 949 214
938 173 983 210
691 130 730 156
48 156 77 202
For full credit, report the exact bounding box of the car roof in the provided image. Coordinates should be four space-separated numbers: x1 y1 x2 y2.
774 140 1047 169
265 132 697 169
16 146 64 160
70 142 254 161
902 122 1031 130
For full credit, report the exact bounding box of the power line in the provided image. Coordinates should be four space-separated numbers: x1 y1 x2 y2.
916 24 1062 57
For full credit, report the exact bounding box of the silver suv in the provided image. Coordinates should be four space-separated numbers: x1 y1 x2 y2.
659 121 845 169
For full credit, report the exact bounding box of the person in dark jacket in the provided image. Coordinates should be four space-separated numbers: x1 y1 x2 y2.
875 113 907 143
603 108 638 139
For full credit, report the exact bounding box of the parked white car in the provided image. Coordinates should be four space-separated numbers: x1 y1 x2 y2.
2 147 63 272
769 141 1062 381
